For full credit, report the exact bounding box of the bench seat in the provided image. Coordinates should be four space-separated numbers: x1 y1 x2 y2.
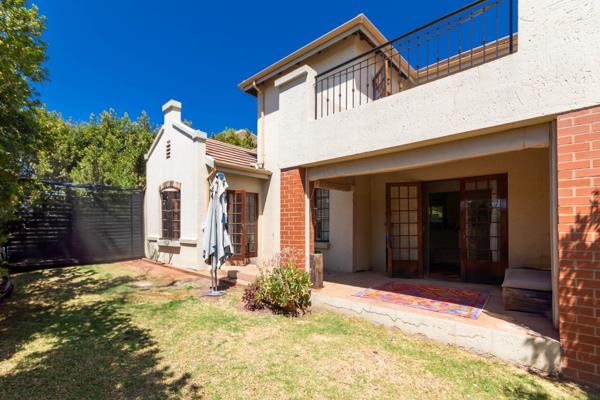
502 268 552 315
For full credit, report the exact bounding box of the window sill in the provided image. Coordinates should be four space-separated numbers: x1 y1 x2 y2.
315 241 330 250
158 239 180 248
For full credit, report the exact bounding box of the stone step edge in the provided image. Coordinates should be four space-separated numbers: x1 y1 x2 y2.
141 258 253 287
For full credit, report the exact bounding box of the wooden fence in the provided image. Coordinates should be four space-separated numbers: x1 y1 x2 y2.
4 181 144 268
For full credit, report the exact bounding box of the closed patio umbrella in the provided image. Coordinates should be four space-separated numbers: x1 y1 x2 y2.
201 171 233 296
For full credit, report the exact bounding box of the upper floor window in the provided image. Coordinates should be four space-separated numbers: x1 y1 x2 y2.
160 181 180 240
314 188 330 242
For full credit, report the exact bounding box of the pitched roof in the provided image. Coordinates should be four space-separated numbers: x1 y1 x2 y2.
238 14 388 95
205 139 258 170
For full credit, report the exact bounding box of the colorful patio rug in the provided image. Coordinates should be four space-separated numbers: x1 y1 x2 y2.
352 282 489 319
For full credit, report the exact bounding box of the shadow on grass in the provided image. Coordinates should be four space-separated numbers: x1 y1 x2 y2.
503 383 552 400
0 267 198 400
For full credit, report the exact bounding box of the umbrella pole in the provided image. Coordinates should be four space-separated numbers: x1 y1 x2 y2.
212 255 218 291
211 267 217 291
203 256 226 297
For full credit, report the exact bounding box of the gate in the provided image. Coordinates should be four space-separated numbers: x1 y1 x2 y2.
4 181 145 268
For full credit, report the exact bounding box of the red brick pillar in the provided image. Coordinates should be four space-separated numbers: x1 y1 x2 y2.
556 105 600 386
280 168 311 269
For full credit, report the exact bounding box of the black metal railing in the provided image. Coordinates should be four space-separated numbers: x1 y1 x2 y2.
314 0 517 119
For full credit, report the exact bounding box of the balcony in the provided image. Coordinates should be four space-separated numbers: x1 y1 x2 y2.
314 0 518 119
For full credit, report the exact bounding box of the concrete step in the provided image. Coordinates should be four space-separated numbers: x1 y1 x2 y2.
140 258 256 288
312 291 561 374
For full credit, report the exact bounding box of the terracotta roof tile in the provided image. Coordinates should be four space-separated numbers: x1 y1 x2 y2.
205 139 257 169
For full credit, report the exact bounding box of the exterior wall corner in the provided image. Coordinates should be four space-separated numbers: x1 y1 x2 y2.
556 104 600 387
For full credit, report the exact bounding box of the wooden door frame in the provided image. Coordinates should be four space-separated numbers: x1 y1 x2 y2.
386 184 392 274
227 190 260 263
245 192 259 258
459 173 509 282
385 182 424 278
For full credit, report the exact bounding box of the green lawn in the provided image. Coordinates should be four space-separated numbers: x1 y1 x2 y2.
0 264 596 400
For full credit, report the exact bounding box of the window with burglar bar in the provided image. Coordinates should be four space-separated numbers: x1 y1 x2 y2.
314 188 330 242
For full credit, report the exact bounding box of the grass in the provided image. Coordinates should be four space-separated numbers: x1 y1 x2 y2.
0 263 596 400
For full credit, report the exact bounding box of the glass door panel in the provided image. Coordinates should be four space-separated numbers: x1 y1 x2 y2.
227 191 244 258
460 175 507 284
245 193 258 257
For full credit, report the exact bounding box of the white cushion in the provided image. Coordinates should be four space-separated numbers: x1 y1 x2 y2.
502 268 552 292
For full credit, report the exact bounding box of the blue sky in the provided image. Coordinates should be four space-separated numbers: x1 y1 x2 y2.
35 1 472 134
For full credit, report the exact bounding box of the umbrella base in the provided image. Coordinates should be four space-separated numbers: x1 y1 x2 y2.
202 288 227 297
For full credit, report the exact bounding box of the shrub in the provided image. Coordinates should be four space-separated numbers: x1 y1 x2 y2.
243 261 311 316
241 280 264 311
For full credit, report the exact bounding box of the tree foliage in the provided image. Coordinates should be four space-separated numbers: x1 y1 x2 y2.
0 0 48 241
34 109 155 188
212 128 256 149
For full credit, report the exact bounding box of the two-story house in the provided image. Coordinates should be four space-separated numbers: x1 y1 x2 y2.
145 0 600 386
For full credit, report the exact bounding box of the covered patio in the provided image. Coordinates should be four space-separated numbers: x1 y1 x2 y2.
307 122 559 371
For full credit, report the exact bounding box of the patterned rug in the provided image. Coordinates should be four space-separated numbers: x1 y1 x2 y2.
353 282 489 319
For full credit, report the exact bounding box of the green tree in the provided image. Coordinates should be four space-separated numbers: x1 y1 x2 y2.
34 108 78 182
33 108 156 189
0 0 48 241
68 111 155 188
212 128 257 150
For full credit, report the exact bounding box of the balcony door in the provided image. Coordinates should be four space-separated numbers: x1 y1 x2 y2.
386 183 423 278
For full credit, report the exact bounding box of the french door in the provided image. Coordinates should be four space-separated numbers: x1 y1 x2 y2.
460 174 508 284
386 175 507 283
226 190 258 262
386 183 423 278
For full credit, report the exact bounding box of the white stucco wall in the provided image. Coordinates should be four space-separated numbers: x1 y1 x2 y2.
315 35 405 118
257 80 282 261
249 0 597 269
310 144 550 275
145 109 208 269
353 175 372 271
256 34 380 264
366 147 550 273
144 102 268 269
319 189 354 273
258 0 600 169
